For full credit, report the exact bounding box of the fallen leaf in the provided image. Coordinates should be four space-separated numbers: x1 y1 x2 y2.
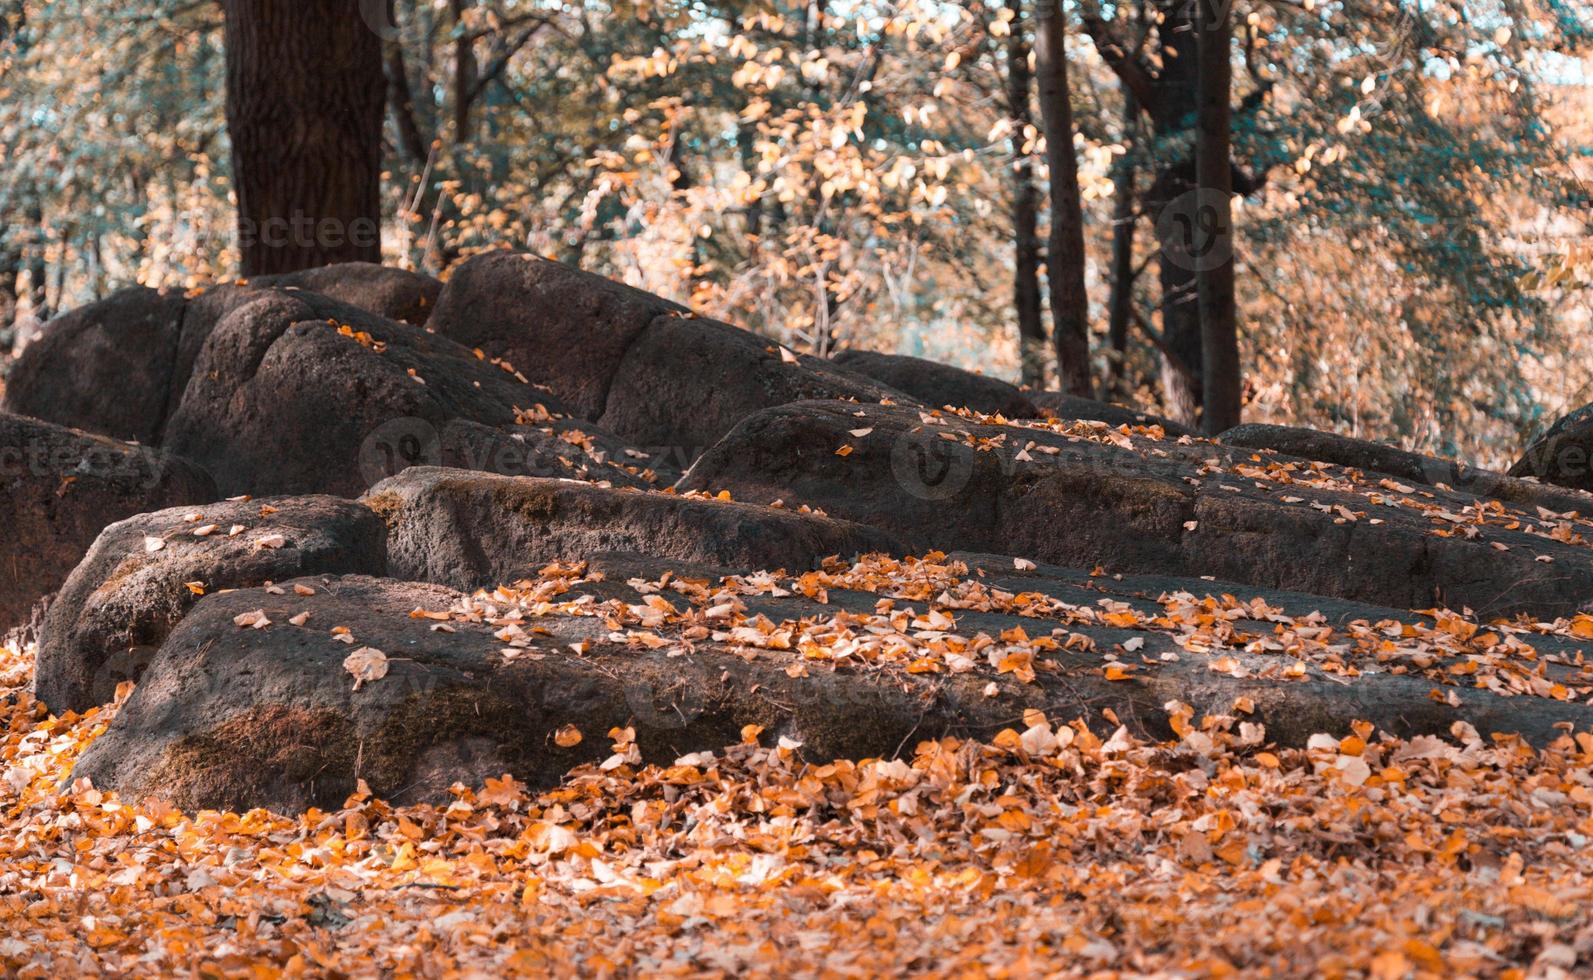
554 725 583 748
344 647 390 690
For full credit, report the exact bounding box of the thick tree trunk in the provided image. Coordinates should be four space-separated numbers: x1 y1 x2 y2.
222 0 386 276
1004 0 1047 389
1195 0 1240 434
1032 0 1092 397
1105 91 1138 398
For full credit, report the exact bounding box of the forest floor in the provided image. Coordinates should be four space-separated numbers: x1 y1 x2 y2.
3 642 1593 976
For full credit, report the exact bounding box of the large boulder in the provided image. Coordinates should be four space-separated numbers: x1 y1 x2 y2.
4 266 444 446
75 555 1593 812
596 313 908 451
363 466 905 589
1030 391 1195 436
0 413 216 633
430 253 912 454
831 349 1038 418
161 291 568 496
4 287 187 444
680 400 1593 619
428 252 686 419
252 262 440 326
33 495 388 713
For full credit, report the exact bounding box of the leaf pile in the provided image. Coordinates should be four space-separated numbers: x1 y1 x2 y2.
4 638 1593 975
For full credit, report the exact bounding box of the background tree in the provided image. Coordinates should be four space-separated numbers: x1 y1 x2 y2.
1034 0 1093 396
1001 0 1048 389
1195 0 1240 433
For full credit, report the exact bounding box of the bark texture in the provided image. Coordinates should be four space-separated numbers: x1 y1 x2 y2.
1196 0 1241 434
222 0 386 275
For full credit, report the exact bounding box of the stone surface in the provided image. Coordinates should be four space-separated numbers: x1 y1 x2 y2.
1029 391 1195 436
253 262 441 326
162 291 564 496
363 466 906 589
6 267 446 446
832 349 1038 418
597 313 910 452
0 413 216 634
74 557 1593 812
1509 406 1593 495
33 495 388 713
429 252 913 453
427 252 685 420
4 286 187 445
680 399 1593 619
1225 421 1593 515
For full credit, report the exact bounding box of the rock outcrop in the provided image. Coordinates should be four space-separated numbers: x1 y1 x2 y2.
33 495 387 713
1509 405 1593 495
160 291 566 496
680 400 1593 619
429 253 912 452
74 554 1593 811
365 466 905 589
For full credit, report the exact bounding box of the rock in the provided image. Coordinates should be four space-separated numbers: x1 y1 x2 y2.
161 291 566 496
1222 423 1454 486
434 417 681 490
428 252 686 419
681 400 1593 619
1509 407 1593 495
363 466 905 589
430 253 912 452
831 349 1038 418
1029 391 1195 436
0 413 216 633
33 495 387 713
76 556 1593 812
6 269 444 445
1225 422 1593 515
3 287 187 444
252 262 441 326
597 313 909 452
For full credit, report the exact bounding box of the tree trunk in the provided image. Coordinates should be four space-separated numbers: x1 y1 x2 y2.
0 229 21 343
1105 91 1138 399
1033 0 1092 397
222 0 386 276
1195 0 1240 434
1145 9 1202 425
451 0 478 139
24 199 48 321
1004 0 1047 389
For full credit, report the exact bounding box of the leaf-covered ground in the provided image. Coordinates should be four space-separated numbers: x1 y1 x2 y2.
4 635 1593 977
